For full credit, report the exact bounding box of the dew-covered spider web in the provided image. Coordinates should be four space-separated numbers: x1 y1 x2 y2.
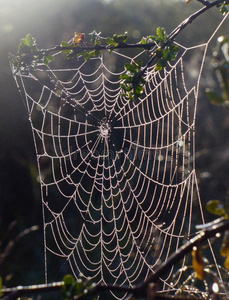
11 14 229 299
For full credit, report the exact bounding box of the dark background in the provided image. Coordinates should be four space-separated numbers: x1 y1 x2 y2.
0 0 228 288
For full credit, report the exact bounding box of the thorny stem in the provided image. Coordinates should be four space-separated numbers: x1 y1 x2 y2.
2 218 229 300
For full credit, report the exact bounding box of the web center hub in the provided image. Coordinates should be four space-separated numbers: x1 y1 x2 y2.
99 117 111 138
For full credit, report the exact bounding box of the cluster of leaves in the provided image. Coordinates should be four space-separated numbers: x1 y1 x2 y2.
61 31 130 61
120 60 146 101
140 27 179 71
61 30 102 61
62 274 97 300
206 35 229 106
106 32 128 53
9 29 179 101
217 0 229 15
9 34 54 73
118 28 179 101
9 31 130 71
206 197 229 268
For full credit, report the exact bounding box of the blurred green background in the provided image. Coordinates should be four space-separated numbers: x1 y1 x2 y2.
0 0 228 288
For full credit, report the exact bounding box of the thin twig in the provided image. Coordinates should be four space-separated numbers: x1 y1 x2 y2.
2 281 63 300
135 219 229 293
36 40 157 58
0 225 39 271
2 219 229 299
141 0 229 75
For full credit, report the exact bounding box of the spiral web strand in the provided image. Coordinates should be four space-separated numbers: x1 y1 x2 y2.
11 15 228 299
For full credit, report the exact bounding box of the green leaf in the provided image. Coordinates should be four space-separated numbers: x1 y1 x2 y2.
18 43 29 54
106 37 117 46
125 62 137 72
156 27 166 42
77 49 101 61
43 54 55 65
113 32 128 44
220 3 229 15
140 37 148 44
206 200 226 216
106 32 127 47
120 84 127 91
156 27 163 39
162 48 171 60
170 52 176 61
121 83 131 91
147 35 157 43
63 274 75 286
62 274 77 300
61 49 72 54
134 85 144 96
140 35 157 44
61 41 72 47
128 92 134 101
46 54 55 61
155 61 162 71
18 40 32 55
106 37 115 45
171 44 179 53
43 56 49 65
64 52 75 60
25 34 33 47
120 73 131 80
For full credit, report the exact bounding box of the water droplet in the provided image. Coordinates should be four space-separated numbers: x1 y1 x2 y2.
212 282 219 294
157 154 164 161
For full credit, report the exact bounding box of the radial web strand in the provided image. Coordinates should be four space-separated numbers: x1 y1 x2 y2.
11 15 229 299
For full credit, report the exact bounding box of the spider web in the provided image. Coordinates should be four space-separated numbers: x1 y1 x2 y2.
11 15 228 299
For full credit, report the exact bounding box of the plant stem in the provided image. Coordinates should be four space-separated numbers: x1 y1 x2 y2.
141 0 229 75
